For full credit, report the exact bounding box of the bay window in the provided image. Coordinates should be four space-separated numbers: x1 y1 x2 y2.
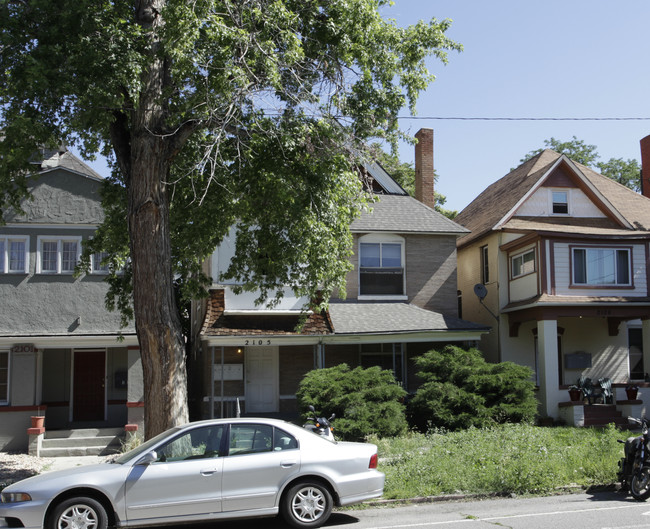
511 248 535 278
572 247 631 286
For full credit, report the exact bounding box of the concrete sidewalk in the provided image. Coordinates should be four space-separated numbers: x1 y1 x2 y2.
44 455 110 473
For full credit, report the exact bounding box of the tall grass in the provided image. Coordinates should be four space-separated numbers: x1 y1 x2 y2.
370 423 630 499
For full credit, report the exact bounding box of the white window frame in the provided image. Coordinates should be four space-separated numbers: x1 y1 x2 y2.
91 251 111 274
358 234 407 300
571 246 632 286
511 248 536 279
480 245 489 284
550 188 569 215
36 236 82 274
0 236 30 274
0 349 9 405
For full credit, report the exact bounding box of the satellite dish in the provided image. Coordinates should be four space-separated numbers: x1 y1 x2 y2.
473 283 488 301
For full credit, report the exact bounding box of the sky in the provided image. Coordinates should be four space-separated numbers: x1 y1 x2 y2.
381 0 650 212
77 0 650 213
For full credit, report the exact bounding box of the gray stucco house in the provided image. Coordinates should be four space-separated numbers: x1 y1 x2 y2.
0 148 143 452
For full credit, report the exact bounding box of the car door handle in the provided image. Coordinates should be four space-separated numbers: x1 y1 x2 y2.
281 460 297 468
200 468 219 476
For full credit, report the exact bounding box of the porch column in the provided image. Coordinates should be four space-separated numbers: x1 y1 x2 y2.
537 319 560 418
126 346 144 431
643 319 650 382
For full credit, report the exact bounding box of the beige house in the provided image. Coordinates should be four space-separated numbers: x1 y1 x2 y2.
455 138 650 424
192 129 488 419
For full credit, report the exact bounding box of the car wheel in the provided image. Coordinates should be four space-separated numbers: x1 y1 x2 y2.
49 497 108 529
281 481 333 529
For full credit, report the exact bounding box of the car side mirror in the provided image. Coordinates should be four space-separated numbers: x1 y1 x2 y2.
136 451 157 466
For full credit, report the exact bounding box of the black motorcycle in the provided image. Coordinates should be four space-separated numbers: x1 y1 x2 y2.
303 404 336 441
618 417 650 500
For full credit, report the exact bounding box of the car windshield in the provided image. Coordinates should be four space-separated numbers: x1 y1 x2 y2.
113 427 182 464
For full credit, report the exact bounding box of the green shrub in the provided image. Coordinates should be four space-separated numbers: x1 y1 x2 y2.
408 345 537 431
296 364 407 441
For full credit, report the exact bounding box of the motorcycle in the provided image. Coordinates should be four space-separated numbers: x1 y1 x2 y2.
303 404 336 441
618 417 650 500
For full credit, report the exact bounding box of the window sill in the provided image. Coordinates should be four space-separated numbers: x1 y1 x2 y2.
358 295 408 301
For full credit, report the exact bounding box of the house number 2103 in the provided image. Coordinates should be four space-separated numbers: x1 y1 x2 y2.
244 339 272 346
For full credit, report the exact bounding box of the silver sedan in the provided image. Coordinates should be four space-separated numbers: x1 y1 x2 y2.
0 418 384 529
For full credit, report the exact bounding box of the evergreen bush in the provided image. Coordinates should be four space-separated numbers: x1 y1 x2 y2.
296 364 407 441
408 345 537 431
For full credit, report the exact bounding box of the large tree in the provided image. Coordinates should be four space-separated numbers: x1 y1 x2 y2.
0 0 460 437
520 136 641 192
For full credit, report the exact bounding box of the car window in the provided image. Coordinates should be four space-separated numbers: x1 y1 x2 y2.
155 425 224 462
228 424 273 456
273 428 298 451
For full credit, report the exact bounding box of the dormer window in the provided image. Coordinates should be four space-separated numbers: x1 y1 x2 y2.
359 235 405 297
552 191 568 214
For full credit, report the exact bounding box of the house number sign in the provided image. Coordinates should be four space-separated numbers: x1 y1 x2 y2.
243 339 272 346
11 344 35 353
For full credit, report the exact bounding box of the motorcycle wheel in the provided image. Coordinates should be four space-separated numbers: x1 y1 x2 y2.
631 468 650 501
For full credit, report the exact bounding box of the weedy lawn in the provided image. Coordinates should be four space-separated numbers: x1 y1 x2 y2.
371 423 632 499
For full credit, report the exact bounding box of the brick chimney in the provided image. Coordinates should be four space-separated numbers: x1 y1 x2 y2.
640 135 650 199
415 128 435 209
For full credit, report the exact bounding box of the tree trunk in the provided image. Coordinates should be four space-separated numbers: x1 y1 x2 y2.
127 0 189 439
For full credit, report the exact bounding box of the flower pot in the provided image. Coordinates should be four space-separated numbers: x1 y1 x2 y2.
568 388 582 401
30 416 45 429
626 388 639 400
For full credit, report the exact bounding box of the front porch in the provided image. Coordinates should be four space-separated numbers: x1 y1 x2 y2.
558 384 647 427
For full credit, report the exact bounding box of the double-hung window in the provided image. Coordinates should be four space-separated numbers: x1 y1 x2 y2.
572 247 631 286
359 239 404 296
92 251 111 274
511 248 535 278
480 245 489 284
37 237 81 274
0 350 8 405
552 190 569 214
0 236 29 274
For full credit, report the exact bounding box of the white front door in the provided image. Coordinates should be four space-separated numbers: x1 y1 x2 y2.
245 346 279 413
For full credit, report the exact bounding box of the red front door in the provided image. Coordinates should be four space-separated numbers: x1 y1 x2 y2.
73 350 106 422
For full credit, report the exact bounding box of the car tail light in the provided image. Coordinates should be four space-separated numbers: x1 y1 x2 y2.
369 453 378 469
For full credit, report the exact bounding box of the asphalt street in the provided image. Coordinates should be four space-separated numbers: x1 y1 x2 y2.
193 492 650 529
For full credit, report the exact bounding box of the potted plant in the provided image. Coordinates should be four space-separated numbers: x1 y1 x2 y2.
626 384 639 400
30 406 45 429
568 384 582 401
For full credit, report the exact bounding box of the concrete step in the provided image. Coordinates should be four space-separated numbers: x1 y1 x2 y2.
43 436 121 449
41 428 125 457
39 445 120 457
45 428 124 440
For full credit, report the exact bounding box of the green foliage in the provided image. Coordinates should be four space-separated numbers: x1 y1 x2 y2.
408 345 537 431
520 136 641 192
521 136 600 167
372 423 627 498
0 0 462 317
595 157 641 192
296 364 408 441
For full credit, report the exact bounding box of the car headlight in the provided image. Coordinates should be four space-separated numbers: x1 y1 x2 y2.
1 492 32 503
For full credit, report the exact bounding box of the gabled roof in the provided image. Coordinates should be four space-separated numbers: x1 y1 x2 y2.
351 194 469 235
34 147 103 181
455 149 650 247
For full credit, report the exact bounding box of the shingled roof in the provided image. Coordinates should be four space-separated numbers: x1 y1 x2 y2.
455 149 650 247
352 194 468 235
